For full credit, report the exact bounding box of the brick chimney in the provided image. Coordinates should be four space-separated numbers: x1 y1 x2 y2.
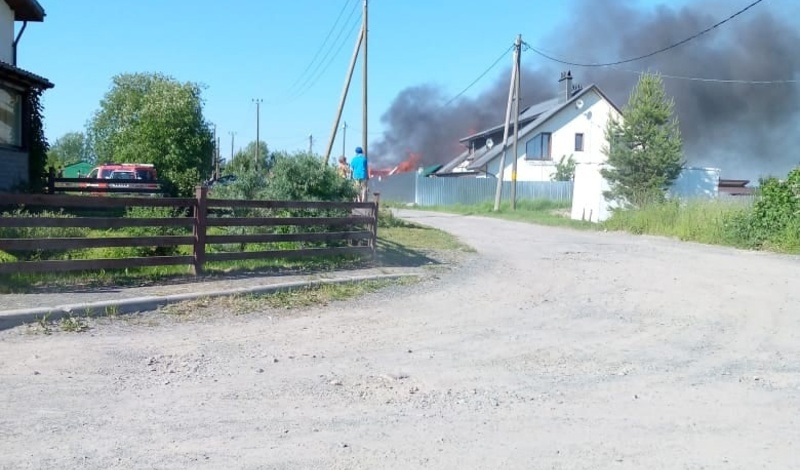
558 70 573 103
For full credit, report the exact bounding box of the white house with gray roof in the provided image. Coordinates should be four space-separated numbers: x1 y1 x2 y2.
437 71 622 182
1 0 53 191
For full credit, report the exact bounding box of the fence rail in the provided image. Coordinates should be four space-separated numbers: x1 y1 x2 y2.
369 173 574 206
0 187 379 275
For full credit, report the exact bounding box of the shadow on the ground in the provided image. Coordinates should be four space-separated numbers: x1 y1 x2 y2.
375 238 442 268
0 239 443 296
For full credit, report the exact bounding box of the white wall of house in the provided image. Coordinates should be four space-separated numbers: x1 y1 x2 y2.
571 163 616 223
0 1 14 64
487 88 621 182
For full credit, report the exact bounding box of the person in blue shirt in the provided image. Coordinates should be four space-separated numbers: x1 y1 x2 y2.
349 146 369 202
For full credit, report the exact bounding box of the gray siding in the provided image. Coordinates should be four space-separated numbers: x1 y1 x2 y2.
0 148 29 191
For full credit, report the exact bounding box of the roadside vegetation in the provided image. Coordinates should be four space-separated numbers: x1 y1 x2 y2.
604 168 800 254
399 199 595 230
598 72 799 254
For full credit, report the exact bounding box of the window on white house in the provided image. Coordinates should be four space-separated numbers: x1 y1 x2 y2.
575 133 584 152
525 132 551 160
0 86 22 147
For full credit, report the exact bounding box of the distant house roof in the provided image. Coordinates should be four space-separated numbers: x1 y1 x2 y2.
459 97 561 144
436 149 471 174
61 161 93 178
6 0 46 21
0 60 54 89
466 84 620 171
718 179 754 196
420 164 443 177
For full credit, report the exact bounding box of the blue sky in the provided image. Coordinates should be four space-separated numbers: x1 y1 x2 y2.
16 0 703 159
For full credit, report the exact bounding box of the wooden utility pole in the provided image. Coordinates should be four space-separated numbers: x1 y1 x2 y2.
215 136 221 179
510 34 523 210
323 27 364 165
212 124 217 179
229 131 236 161
362 0 369 180
493 36 521 212
252 98 263 170
308 134 314 154
342 121 347 158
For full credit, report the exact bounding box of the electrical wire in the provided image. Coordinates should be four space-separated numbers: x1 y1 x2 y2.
523 0 766 67
290 1 361 99
290 8 363 101
443 44 515 106
284 0 354 95
608 66 800 84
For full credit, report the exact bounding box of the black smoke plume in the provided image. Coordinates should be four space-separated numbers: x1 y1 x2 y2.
371 0 800 179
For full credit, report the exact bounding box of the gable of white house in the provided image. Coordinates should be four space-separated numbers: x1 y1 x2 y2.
484 87 621 182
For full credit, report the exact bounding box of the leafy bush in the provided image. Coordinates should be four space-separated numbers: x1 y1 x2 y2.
0 209 90 261
745 168 800 246
551 154 576 182
266 152 357 202
210 152 361 251
378 207 412 228
122 206 190 257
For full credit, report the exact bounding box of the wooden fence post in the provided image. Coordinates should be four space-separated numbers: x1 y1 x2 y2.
371 192 381 256
192 185 208 275
47 167 56 194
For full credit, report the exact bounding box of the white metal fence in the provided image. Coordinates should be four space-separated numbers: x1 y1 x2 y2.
369 173 574 206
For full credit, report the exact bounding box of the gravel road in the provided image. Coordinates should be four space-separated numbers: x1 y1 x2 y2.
1 209 799 469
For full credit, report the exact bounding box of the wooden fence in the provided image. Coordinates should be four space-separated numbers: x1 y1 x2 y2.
0 187 379 275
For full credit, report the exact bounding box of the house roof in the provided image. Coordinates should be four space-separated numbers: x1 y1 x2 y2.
467 84 620 170
436 148 471 174
459 97 561 143
6 0 46 21
0 60 54 89
420 164 443 177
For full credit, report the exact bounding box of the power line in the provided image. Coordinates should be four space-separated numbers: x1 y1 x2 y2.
523 0 765 67
287 2 362 101
285 0 354 95
444 44 515 107
609 66 800 84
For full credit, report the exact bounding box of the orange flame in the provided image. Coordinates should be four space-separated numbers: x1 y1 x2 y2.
395 152 421 173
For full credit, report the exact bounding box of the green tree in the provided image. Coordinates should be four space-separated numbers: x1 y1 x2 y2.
47 131 92 169
551 154 576 181
87 72 214 196
223 141 272 176
601 72 684 206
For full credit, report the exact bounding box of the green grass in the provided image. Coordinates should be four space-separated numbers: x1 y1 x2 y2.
379 225 473 252
160 278 416 316
601 198 800 254
377 207 473 252
601 199 749 246
409 199 596 230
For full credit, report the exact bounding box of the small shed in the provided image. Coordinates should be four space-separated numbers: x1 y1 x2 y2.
61 161 93 178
